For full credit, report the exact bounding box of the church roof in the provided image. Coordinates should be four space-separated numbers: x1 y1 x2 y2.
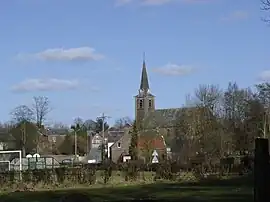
142 107 210 129
142 108 183 129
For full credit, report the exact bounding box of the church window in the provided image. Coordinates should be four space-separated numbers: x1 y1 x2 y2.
139 100 143 109
149 100 152 108
167 129 171 136
117 142 121 148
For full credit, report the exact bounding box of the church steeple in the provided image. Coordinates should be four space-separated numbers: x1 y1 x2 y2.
140 55 150 91
135 53 155 124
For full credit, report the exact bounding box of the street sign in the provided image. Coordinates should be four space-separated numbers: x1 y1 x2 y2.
152 150 158 156
152 156 159 163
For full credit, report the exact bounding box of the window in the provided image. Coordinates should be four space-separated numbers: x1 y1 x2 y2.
0 142 3 150
149 100 152 108
139 100 143 109
52 136 56 143
117 142 121 148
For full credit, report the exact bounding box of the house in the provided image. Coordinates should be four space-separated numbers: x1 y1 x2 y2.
0 129 17 167
105 126 131 158
0 129 16 151
85 133 102 163
8 122 46 157
138 134 167 163
108 125 134 163
40 127 69 155
85 126 131 163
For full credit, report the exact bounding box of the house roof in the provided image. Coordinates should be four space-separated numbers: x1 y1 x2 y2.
138 134 166 151
107 130 125 142
105 126 131 143
45 128 69 136
83 147 102 163
0 129 16 142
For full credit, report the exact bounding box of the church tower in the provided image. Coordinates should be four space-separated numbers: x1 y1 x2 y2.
135 56 155 125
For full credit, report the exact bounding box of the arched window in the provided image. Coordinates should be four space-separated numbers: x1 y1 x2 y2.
149 100 152 108
139 99 143 109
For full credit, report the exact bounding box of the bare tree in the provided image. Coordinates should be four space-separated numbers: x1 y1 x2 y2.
194 84 223 116
10 105 35 157
261 0 270 10
187 84 227 163
114 117 133 129
32 96 51 127
52 122 69 129
11 105 34 123
74 117 84 128
261 0 270 22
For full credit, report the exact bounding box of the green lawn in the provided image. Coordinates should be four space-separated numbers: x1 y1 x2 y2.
0 176 253 202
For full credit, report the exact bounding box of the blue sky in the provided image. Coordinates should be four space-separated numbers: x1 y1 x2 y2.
0 0 269 125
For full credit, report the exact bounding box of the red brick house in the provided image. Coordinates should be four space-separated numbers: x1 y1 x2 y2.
138 134 166 163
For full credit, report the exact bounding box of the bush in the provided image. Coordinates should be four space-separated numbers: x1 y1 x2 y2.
0 166 97 191
154 162 175 181
0 160 247 191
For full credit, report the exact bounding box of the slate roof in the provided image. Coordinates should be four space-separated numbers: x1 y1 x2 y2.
106 130 125 142
104 126 131 143
0 129 16 142
135 59 155 98
140 60 149 91
45 128 69 136
142 107 212 129
142 108 185 129
85 147 102 163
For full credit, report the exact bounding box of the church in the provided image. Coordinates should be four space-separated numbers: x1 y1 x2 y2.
110 58 202 163
135 59 185 129
111 59 189 163
133 59 188 161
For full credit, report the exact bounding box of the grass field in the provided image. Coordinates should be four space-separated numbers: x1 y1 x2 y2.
0 176 253 202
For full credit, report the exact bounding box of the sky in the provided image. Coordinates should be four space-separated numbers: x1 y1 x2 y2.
0 0 269 125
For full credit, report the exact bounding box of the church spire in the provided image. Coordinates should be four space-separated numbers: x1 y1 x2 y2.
140 52 150 91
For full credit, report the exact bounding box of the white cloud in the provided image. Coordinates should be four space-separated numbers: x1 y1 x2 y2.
11 78 79 92
183 0 213 3
258 70 270 81
18 47 104 62
115 0 132 6
115 0 212 6
142 0 172 5
221 10 249 22
152 63 194 76
115 0 173 6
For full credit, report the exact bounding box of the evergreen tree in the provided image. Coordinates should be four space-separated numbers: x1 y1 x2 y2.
58 135 73 155
129 121 138 160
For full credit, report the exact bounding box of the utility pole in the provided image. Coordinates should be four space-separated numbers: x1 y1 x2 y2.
20 121 26 157
71 124 81 161
86 130 93 155
98 113 111 161
74 130 77 158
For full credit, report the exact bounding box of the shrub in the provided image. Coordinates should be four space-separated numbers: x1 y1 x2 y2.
154 163 175 181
